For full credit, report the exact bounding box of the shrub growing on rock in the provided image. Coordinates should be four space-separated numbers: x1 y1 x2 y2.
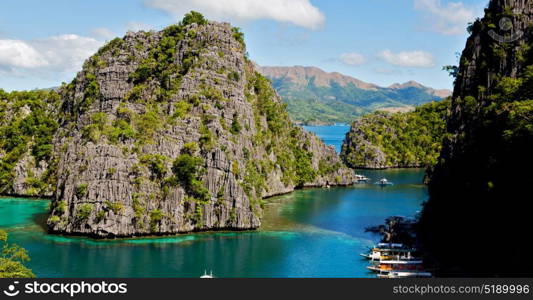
75 184 88 198
76 204 93 221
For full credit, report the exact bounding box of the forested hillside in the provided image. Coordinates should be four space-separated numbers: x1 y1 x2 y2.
341 100 449 169
259 66 450 125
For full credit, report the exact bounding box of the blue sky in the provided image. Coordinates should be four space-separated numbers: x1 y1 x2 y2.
0 0 488 91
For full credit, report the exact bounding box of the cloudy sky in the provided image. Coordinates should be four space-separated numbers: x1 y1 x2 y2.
0 0 487 91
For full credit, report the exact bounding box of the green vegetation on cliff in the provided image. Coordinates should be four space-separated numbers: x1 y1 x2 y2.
419 0 533 276
0 230 35 278
40 11 353 237
341 100 449 169
246 71 321 188
0 89 60 196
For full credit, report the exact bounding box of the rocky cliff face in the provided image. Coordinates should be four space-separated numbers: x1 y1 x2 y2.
45 15 356 238
452 0 532 100
420 0 533 276
0 90 60 197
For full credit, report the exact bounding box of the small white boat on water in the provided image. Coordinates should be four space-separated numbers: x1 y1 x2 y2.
200 270 214 278
355 174 370 182
378 271 433 278
375 178 393 186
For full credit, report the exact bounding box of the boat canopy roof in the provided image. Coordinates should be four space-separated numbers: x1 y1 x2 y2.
379 260 423 265
378 243 403 248
377 243 403 248
373 248 416 253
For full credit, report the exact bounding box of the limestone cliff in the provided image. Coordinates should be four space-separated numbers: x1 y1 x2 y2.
46 14 356 237
419 0 533 276
0 90 60 197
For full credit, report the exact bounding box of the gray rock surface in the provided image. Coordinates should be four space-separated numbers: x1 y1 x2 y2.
0 92 59 198
45 21 357 237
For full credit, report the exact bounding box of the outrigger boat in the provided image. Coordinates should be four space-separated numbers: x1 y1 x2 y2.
355 174 370 182
360 243 418 261
367 259 423 273
362 242 432 278
368 260 431 278
375 178 393 186
378 271 433 278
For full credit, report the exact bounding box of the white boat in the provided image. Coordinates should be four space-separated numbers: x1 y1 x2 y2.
361 243 418 261
367 259 424 273
378 271 432 278
363 243 431 278
355 174 370 182
375 178 393 186
369 253 421 263
200 270 214 278
367 259 433 279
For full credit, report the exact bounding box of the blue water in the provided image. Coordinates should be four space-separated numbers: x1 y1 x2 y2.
0 126 427 278
303 125 350 153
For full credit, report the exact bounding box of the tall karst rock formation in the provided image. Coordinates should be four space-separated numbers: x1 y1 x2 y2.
420 0 533 276
46 13 356 237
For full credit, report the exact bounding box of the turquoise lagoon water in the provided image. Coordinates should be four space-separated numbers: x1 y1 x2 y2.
0 126 427 278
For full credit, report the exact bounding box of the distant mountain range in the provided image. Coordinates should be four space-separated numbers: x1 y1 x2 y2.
258 66 451 125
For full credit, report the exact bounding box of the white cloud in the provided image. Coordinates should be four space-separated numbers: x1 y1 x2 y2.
0 34 103 76
146 0 325 30
414 0 477 35
339 52 366 66
0 39 49 69
377 50 435 68
125 22 154 32
90 27 115 39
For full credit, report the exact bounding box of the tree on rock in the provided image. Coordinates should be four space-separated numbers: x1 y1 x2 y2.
0 230 35 278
